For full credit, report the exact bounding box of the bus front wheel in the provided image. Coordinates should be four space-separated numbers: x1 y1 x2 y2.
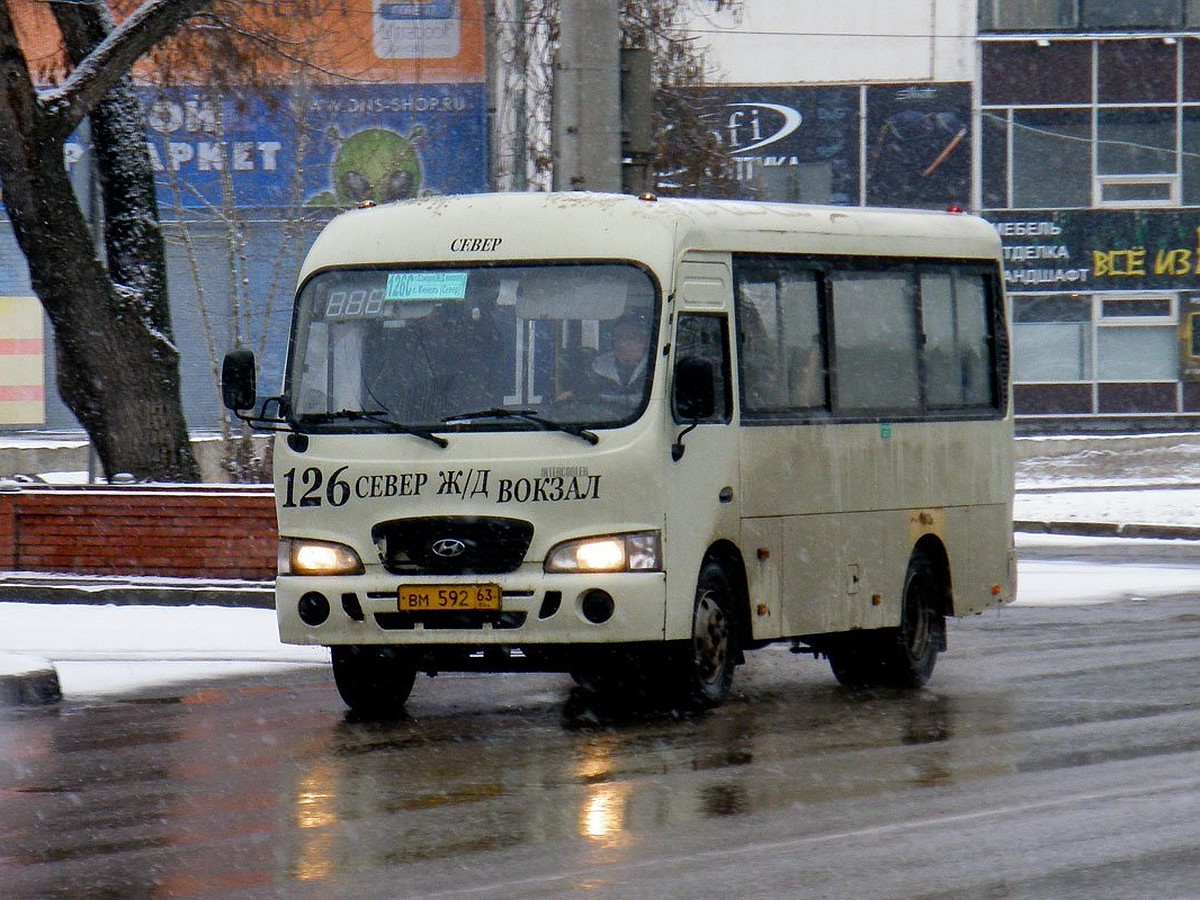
675 562 738 708
331 645 417 718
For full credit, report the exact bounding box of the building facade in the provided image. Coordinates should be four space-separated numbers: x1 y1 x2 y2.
1 0 490 434
980 1 1200 428
695 0 1200 431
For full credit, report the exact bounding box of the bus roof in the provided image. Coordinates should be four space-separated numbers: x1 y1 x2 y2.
298 192 1003 281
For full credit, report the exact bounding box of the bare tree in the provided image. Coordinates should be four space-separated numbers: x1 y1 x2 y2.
0 0 214 481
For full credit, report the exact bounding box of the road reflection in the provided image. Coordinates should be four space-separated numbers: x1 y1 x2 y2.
270 664 1017 892
0 652 1027 897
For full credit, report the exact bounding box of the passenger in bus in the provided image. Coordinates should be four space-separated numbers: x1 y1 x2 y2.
593 316 651 401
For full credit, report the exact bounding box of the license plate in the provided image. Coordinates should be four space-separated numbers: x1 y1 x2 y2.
397 583 501 612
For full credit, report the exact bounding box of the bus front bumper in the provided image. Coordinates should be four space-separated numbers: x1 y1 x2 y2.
275 569 671 648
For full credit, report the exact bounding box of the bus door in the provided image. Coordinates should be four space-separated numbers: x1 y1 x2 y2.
663 259 741 641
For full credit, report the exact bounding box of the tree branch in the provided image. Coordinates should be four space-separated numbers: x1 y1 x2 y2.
40 0 215 140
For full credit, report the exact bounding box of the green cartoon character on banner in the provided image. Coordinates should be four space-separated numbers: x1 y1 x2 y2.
308 126 425 207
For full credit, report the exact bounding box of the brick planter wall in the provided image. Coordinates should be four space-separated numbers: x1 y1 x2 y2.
0 485 276 581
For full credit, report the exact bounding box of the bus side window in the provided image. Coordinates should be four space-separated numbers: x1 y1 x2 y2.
675 314 731 422
829 270 921 414
921 271 994 410
734 262 826 415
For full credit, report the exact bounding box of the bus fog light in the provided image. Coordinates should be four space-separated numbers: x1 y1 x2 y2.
298 592 331 626
581 590 615 624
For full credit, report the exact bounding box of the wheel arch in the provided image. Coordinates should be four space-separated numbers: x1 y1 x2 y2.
702 539 753 654
911 533 954 617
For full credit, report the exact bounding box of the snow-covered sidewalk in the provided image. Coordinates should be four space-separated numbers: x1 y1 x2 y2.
0 604 326 706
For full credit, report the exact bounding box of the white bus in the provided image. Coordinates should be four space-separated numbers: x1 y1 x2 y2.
223 192 1015 716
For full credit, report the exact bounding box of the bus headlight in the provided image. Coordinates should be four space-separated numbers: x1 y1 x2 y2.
544 531 661 573
282 538 365 576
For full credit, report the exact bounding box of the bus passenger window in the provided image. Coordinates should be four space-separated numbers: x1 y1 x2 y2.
922 271 994 409
734 263 826 417
830 271 921 414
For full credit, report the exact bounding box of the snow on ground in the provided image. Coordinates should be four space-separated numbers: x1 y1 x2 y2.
1015 533 1200 606
2 604 327 700
1015 488 1200 527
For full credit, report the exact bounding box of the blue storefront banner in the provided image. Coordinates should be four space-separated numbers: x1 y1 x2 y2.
64 83 489 210
703 85 860 206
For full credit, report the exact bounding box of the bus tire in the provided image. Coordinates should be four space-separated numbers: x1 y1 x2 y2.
828 552 943 688
877 552 942 688
676 562 738 708
331 645 417 718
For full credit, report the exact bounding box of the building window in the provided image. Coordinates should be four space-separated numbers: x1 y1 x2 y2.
1097 176 1178 206
1011 109 1092 207
982 112 1011 209
1097 326 1178 379
1081 0 1183 29
982 43 1091 105
1097 108 1176 176
1098 41 1177 104
982 1 1192 30
1181 107 1200 203
1012 294 1092 381
980 0 1077 31
1100 296 1174 319
982 37 1194 210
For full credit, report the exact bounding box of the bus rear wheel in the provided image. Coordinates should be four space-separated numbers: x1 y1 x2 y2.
331 645 417 718
675 562 738 708
879 553 943 687
828 553 943 688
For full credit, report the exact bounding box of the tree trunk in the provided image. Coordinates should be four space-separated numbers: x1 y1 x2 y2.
0 0 200 481
5 157 199 481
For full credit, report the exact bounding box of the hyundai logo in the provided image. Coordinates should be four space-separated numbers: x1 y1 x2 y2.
430 538 467 558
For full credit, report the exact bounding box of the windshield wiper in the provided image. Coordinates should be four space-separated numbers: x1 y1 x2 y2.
297 410 449 448
442 408 599 445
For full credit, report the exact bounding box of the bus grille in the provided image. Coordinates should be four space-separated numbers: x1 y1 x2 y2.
372 516 534 575
373 611 527 631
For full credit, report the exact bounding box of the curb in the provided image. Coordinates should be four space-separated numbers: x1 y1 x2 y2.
0 654 62 708
0 577 273 609
1014 520 1200 541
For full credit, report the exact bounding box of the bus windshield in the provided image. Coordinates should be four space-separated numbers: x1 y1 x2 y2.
287 263 659 434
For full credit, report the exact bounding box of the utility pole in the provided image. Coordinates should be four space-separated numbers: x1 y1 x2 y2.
620 46 653 195
552 0 621 192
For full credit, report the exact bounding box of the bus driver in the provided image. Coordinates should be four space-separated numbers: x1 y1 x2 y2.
557 315 651 406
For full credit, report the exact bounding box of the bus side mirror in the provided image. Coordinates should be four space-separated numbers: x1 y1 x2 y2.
222 349 258 411
672 357 715 462
674 356 716 421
